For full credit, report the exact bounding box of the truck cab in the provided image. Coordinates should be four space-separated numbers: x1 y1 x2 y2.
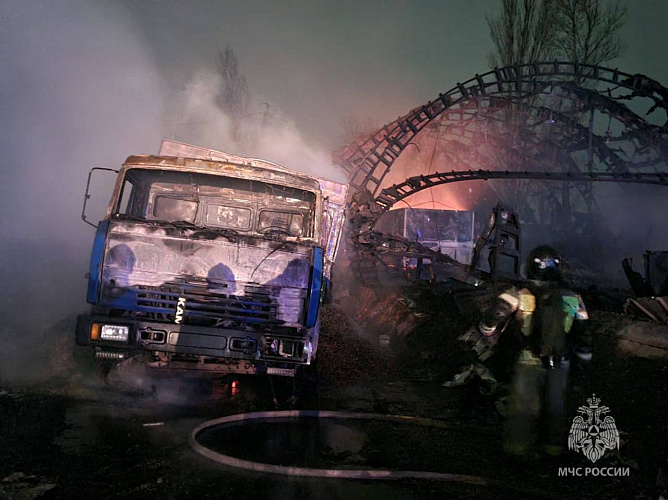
77 144 347 377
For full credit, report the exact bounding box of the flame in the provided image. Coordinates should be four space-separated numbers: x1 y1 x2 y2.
390 186 472 212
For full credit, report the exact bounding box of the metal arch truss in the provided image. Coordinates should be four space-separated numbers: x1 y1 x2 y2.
351 170 667 285
335 61 668 204
374 170 668 212
335 62 668 286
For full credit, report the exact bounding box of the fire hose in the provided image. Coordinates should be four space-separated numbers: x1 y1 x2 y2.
189 410 552 497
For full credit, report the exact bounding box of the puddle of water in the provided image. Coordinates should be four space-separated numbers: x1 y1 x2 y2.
196 417 496 472
198 418 369 468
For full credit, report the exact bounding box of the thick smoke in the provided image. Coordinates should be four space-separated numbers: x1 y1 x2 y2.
0 1 344 384
169 71 346 181
0 0 164 383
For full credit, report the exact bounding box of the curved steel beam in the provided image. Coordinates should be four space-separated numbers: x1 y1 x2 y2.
400 99 647 209
335 62 668 197
433 99 660 174
350 169 668 286
373 170 668 212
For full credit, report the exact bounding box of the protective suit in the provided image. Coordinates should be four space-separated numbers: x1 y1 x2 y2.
476 246 590 456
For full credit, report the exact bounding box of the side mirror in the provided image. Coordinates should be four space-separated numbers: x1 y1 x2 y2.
82 167 119 228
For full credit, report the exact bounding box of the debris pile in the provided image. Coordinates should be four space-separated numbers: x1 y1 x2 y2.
392 291 476 382
317 305 389 386
594 309 668 360
1 472 56 500
341 286 427 340
624 296 668 324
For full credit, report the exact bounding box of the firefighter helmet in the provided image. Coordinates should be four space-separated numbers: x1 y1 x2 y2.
526 245 562 281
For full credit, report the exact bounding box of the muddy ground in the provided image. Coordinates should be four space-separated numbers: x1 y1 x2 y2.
1 291 667 500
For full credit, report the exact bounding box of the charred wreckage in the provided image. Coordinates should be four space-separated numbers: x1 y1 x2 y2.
77 62 668 380
335 62 668 301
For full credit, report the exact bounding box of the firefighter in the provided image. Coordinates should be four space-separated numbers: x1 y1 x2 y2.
475 245 590 456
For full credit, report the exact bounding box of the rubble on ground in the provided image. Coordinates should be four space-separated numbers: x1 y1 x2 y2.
317 305 390 386
625 296 668 324
337 286 428 341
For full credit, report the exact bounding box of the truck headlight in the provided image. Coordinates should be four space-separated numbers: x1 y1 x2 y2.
100 325 129 342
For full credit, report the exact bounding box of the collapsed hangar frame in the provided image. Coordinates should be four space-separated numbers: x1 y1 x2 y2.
332 61 668 283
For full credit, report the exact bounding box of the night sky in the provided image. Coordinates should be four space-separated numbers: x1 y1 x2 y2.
120 0 668 147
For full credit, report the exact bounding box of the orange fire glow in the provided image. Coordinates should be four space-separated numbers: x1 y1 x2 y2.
389 185 474 212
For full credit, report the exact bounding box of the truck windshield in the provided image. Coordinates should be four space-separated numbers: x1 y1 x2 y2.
114 168 316 238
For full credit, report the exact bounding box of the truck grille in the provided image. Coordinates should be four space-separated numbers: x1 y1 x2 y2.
130 283 282 326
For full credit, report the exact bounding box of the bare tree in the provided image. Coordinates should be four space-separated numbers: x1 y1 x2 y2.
216 45 251 137
552 0 627 66
485 1 558 225
487 0 627 69
487 0 558 68
483 0 628 256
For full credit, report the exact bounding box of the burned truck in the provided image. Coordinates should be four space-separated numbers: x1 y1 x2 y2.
76 141 347 377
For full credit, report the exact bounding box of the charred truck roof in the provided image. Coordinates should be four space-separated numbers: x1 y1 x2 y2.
121 154 322 192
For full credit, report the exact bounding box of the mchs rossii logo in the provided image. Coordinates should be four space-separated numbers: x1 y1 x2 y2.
558 394 628 478
568 394 620 463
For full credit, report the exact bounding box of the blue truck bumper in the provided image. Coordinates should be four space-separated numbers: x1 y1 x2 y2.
76 314 314 371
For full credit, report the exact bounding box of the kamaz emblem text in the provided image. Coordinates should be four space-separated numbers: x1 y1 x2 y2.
175 297 186 324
